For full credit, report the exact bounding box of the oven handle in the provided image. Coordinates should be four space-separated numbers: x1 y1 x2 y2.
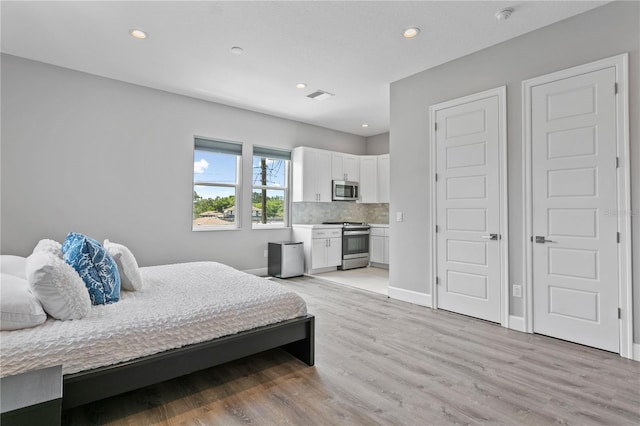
343 230 371 236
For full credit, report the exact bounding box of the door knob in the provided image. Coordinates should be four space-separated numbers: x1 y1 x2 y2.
535 236 554 243
481 234 499 240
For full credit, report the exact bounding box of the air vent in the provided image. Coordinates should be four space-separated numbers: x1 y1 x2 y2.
307 90 334 101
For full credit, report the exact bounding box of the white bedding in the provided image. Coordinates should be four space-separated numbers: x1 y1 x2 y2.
0 261 307 377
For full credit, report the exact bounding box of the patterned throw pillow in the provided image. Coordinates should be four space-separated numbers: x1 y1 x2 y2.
62 232 120 305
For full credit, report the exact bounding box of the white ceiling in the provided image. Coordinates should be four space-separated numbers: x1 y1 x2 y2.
1 1 608 137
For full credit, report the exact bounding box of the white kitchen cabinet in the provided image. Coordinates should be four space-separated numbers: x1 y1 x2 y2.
311 235 342 270
377 154 390 203
360 154 389 204
369 226 389 266
292 225 343 274
369 234 385 263
292 147 332 202
359 156 378 203
331 152 360 182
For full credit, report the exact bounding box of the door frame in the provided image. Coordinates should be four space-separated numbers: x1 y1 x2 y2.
429 86 510 327
522 53 633 358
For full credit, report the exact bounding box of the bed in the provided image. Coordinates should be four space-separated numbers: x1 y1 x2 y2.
0 261 315 409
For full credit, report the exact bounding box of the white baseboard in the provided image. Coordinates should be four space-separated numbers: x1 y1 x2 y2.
508 315 526 332
243 267 268 276
388 286 432 307
633 343 640 362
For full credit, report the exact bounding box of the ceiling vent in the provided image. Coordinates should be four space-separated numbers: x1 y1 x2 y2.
307 90 334 101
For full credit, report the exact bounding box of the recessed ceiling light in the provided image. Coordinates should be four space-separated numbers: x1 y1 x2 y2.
402 27 420 39
361 124 369 128
230 46 244 55
129 29 147 39
296 83 307 89
495 8 514 21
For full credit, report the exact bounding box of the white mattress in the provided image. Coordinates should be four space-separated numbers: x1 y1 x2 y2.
0 261 307 377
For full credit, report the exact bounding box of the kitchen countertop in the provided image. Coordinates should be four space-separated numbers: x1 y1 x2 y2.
369 223 390 227
291 224 344 228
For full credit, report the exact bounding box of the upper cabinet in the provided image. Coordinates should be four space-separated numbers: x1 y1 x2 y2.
293 147 389 204
359 156 378 203
360 154 390 204
292 147 332 202
377 154 390 203
331 152 360 182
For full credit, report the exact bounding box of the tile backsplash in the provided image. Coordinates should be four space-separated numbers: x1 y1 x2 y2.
292 202 389 224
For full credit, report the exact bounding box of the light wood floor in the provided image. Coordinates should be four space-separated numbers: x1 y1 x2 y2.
63 276 640 425
313 266 389 295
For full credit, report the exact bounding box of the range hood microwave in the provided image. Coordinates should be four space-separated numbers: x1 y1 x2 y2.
332 180 359 201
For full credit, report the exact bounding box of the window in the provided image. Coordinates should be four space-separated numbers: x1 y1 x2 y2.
192 138 242 230
252 146 290 228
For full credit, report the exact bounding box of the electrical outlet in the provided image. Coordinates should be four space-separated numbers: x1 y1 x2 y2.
263 249 268 258
396 212 404 222
512 284 522 298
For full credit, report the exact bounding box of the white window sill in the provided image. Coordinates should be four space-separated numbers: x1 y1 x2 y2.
252 224 290 230
192 226 241 232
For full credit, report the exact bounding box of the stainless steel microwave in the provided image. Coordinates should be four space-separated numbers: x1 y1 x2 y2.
332 180 359 201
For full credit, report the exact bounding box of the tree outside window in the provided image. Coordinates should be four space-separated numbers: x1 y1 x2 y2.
252 147 290 228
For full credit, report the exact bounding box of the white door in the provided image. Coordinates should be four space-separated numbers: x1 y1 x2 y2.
531 67 619 352
434 92 503 323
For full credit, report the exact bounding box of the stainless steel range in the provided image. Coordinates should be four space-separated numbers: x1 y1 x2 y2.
322 222 370 270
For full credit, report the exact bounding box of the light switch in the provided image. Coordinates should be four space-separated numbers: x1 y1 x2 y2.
396 212 403 222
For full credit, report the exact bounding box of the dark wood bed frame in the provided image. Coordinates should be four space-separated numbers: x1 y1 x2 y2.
62 314 315 409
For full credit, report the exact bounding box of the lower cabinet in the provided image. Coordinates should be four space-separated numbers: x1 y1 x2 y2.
369 227 389 266
292 226 343 274
311 236 342 270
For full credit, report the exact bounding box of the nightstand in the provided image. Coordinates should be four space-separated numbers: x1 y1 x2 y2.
1 365 62 426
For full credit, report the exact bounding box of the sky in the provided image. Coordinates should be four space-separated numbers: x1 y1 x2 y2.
193 150 286 200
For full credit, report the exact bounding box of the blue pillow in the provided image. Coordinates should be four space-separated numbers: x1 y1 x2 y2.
62 232 120 305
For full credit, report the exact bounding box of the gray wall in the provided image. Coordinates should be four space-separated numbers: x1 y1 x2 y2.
365 132 389 155
1 55 366 269
389 2 639 340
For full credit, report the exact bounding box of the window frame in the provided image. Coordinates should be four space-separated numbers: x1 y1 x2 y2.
251 147 291 229
192 137 243 231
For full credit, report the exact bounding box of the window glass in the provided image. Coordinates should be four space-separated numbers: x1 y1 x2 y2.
252 151 289 227
193 141 241 229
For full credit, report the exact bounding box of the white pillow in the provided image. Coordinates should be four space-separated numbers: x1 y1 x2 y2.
103 240 144 291
0 255 27 279
33 239 63 258
26 252 91 320
1 273 47 330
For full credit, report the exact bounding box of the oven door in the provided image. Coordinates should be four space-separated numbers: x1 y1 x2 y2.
342 230 370 259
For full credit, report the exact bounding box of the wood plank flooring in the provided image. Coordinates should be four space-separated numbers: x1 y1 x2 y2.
62 276 640 425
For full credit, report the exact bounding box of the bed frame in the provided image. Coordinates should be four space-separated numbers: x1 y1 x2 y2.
62 314 315 409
